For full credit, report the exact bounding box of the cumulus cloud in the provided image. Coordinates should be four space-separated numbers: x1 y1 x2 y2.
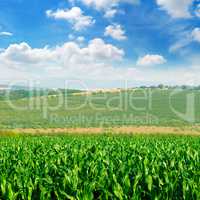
104 24 127 41
0 42 56 65
0 32 13 36
91 39 124 59
46 7 95 31
0 39 138 84
156 0 193 18
0 38 124 71
1 41 200 88
72 0 139 18
82 0 139 9
137 54 167 66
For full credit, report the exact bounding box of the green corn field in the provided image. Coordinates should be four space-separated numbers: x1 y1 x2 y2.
0 135 199 200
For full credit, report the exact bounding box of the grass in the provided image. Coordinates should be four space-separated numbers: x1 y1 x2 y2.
0 135 199 199
0 89 200 129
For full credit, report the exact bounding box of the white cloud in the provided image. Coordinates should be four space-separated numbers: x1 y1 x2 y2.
0 39 130 84
191 28 200 42
46 7 95 31
74 0 139 18
80 0 138 10
0 38 124 71
170 27 200 52
156 0 193 18
0 32 13 37
170 39 190 52
104 24 127 41
195 3 200 17
104 9 118 18
169 32 191 52
0 43 51 69
1 41 200 88
137 54 167 66
85 38 124 60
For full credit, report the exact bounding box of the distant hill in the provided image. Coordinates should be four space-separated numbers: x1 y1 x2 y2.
0 88 83 100
0 85 29 91
0 88 199 129
0 85 10 90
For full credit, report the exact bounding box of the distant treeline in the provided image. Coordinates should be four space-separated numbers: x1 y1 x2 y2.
0 89 82 100
0 85 200 101
138 84 200 90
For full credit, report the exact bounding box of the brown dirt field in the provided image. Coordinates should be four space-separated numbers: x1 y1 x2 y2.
4 126 200 136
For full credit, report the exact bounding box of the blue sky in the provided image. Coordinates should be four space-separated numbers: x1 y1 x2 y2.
0 0 200 88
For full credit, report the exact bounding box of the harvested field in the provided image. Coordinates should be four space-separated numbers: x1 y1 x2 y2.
2 126 200 136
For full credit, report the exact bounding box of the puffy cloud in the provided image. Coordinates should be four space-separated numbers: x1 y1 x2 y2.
0 39 133 84
104 9 117 18
73 0 139 18
0 38 124 70
0 32 13 36
156 0 193 18
104 24 127 41
80 0 138 9
1 41 200 88
0 42 56 65
137 54 167 66
85 38 124 60
46 7 95 31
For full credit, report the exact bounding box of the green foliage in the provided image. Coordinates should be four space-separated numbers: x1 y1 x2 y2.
0 135 199 199
0 89 81 101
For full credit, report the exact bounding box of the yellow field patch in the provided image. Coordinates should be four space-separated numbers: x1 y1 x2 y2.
1 126 199 136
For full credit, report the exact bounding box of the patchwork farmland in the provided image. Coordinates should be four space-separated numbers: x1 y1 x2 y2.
0 88 200 199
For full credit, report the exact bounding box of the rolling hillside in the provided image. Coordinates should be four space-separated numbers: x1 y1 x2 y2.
0 88 199 129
